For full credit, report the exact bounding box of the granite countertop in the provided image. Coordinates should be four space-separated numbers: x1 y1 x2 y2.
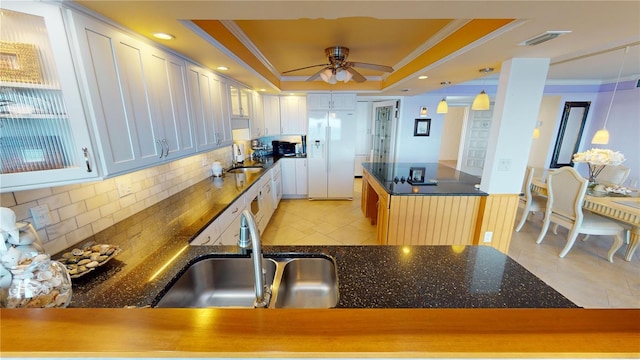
55 157 575 309
363 162 488 196
66 242 576 308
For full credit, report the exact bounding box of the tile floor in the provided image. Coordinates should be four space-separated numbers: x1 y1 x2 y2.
262 178 640 308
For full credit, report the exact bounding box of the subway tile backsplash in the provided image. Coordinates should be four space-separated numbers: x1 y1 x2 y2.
1 148 232 255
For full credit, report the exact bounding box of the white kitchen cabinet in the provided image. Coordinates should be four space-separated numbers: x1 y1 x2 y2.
261 95 281 136
217 195 246 245
0 2 100 192
258 174 274 233
190 220 221 246
228 83 250 118
307 93 356 110
187 64 232 151
145 50 195 158
281 158 307 198
250 91 264 138
67 10 194 176
280 95 307 135
270 161 282 208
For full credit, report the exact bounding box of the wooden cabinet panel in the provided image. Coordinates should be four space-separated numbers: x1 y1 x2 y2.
387 196 481 246
474 194 520 254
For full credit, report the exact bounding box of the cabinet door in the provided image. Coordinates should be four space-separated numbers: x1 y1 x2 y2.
187 66 216 151
262 95 281 136
330 93 357 110
306 93 332 110
0 3 99 191
280 95 307 135
219 208 245 245
250 91 264 138
68 11 161 175
145 50 195 159
228 83 249 118
190 220 221 245
280 159 296 196
212 76 233 146
295 158 308 196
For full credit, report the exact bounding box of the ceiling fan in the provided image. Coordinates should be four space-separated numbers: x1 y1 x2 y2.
282 46 394 83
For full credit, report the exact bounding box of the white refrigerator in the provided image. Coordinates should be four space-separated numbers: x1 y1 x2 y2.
307 110 356 199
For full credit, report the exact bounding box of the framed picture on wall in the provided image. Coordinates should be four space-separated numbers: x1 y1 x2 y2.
414 118 431 136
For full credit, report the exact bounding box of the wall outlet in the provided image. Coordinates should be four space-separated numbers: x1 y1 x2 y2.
498 158 512 171
116 180 133 198
201 157 208 167
483 231 493 243
30 204 52 229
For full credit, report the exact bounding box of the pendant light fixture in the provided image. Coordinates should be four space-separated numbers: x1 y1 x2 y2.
472 68 493 110
437 81 451 114
591 46 629 144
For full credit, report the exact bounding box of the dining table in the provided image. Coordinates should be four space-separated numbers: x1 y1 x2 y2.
530 178 640 262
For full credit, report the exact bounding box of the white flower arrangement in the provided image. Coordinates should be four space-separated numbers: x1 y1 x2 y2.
572 148 625 183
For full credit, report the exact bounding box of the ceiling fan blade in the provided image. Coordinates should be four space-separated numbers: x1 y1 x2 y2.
306 67 329 81
282 64 329 74
346 67 367 83
346 62 394 73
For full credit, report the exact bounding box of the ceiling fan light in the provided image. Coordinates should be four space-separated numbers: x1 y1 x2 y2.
591 129 610 144
335 69 347 81
472 90 490 110
328 74 337 85
437 98 448 114
343 70 353 83
320 68 333 83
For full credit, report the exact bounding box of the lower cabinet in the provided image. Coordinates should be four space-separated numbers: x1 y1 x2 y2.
281 158 307 198
191 194 245 246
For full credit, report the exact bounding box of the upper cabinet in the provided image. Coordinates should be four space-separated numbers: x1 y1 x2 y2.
228 83 250 118
307 93 356 110
250 91 264 138
0 2 100 192
187 64 232 151
67 9 195 176
261 95 281 137
280 95 307 135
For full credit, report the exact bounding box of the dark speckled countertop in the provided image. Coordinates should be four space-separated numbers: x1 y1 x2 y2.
55 158 576 309
363 162 488 196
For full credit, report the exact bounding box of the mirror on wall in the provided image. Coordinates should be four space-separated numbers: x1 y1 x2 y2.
549 101 590 168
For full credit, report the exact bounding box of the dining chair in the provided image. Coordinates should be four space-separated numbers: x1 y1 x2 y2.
515 167 547 232
535 166 625 262
596 165 631 186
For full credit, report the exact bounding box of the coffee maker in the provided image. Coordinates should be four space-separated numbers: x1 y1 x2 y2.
232 143 245 163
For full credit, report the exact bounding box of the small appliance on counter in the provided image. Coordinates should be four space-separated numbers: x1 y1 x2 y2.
232 143 245 163
272 140 296 156
211 161 223 177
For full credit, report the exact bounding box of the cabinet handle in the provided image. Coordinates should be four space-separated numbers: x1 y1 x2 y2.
232 207 239 214
82 147 92 172
162 139 169 157
156 139 163 158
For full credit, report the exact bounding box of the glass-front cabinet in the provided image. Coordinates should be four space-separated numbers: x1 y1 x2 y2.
0 2 98 192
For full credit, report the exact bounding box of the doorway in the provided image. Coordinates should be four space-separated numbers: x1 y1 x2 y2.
371 100 399 164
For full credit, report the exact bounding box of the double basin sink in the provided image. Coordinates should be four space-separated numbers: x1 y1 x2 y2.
154 254 339 309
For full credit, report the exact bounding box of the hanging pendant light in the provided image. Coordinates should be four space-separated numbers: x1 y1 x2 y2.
472 68 493 110
591 46 629 145
437 81 451 114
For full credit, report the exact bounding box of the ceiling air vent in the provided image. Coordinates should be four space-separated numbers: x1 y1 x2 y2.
518 31 571 46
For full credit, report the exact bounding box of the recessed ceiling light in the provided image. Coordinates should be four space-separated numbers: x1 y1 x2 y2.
258 89 266 92
217 66 229 71
153 32 175 40
418 75 428 80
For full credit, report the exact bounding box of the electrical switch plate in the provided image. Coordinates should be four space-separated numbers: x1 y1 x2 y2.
483 231 493 243
30 204 52 229
116 180 133 198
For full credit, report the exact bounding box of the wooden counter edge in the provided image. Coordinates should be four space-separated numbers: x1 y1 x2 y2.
1 308 639 358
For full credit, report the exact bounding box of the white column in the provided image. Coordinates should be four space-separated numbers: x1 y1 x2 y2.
480 58 550 194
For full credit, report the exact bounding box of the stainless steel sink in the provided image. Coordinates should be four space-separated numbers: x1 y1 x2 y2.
154 255 339 308
155 257 277 308
226 166 263 174
273 257 339 308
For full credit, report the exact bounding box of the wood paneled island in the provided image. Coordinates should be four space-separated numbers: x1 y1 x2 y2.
362 163 520 252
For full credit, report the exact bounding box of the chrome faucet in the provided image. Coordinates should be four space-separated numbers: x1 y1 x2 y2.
237 209 269 308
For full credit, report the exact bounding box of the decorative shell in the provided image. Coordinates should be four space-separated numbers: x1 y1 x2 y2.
56 244 121 278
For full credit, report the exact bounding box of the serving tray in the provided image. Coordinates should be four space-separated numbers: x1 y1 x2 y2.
56 244 122 279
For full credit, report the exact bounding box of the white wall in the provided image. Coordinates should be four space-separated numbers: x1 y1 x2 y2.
528 96 561 168
439 107 465 161
394 94 443 162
